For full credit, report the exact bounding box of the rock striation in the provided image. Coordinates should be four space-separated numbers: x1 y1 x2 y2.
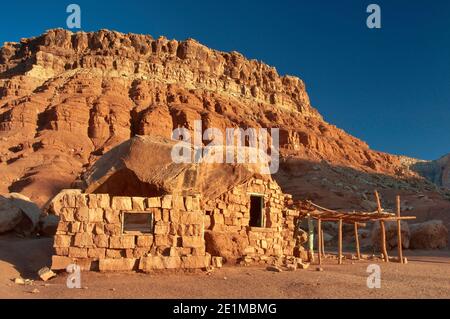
0 29 430 207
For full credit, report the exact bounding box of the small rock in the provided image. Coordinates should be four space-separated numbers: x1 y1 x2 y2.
316 267 324 272
287 264 297 271
266 266 283 273
14 278 25 285
30 288 40 294
38 267 56 282
211 256 223 269
223 277 227 280
297 262 310 270
14 278 33 285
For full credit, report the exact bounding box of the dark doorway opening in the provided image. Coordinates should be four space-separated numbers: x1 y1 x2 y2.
249 195 264 228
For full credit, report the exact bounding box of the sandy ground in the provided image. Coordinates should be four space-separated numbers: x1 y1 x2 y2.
0 234 449 299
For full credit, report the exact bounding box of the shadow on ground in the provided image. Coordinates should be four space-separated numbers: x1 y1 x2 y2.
0 233 53 279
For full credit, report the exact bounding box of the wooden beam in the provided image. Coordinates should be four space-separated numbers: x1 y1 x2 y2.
396 195 404 264
380 217 417 221
354 222 361 260
375 191 389 262
308 217 315 263
310 217 415 223
380 220 389 263
338 218 343 265
321 229 325 258
317 219 322 266
374 190 382 212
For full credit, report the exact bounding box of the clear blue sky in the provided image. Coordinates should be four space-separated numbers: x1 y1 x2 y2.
1 0 449 160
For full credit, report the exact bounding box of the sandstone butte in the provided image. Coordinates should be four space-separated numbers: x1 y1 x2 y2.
0 29 449 227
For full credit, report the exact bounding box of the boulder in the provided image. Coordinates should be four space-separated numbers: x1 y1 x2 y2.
358 229 372 248
0 196 23 233
39 214 60 237
204 231 249 264
294 228 308 245
322 232 334 245
0 193 42 235
313 231 333 246
45 189 82 215
409 220 448 249
371 221 410 250
293 245 308 261
5 193 41 234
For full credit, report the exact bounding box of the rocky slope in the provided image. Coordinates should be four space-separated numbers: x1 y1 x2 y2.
408 154 450 189
0 29 448 218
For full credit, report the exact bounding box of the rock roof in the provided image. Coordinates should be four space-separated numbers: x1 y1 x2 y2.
82 135 273 200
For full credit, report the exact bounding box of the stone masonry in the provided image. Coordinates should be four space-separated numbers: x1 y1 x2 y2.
51 192 215 272
203 178 298 264
51 178 303 272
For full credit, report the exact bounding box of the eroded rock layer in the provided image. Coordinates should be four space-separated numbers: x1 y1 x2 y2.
0 29 445 210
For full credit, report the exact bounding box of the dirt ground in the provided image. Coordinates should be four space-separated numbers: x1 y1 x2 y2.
0 234 449 299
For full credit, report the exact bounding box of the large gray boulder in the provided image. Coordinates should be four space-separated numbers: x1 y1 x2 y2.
409 220 448 249
371 221 410 250
0 196 23 233
39 214 60 237
6 193 40 231
0 193 42 235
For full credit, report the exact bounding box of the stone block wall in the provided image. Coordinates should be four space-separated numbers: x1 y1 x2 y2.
51 191 213 272
281 209 300 256
202 178 298 263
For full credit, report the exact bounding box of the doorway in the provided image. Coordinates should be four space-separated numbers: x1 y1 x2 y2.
249 195 264 228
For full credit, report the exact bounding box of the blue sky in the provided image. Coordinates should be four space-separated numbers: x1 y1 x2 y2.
1 0 449 160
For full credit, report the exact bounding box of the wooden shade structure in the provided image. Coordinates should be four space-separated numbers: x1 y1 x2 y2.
299 191 416 266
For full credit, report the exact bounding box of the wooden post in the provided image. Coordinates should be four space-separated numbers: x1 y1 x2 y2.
374 190 382 212
338 219 343 265
396 195 404 264
307 217 315 263
375 191 389 262
317 219 322 266
380 221 389 262
354 222 361 260
321 229 325 258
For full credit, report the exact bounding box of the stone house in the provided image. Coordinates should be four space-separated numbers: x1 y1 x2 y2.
50 136 301 272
